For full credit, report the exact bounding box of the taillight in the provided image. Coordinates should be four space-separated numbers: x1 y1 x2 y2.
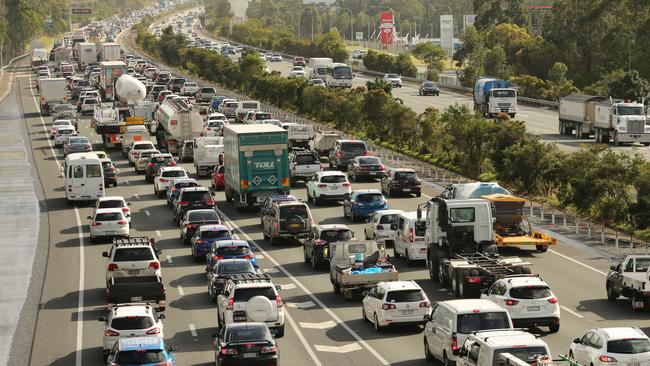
147 162 155 167
91 221 101 226
220 347 238 355
122 208 129 213
376 224 384 230
451 334 458 351
196 239 205 244
363 151 369 156
185 223 196 228
336 152 342 158
317 184 327 188
169 161 176 166
226 297 234 310
206 200 215 205
212 255 224 261
342 183 351 187
599 355 617 362
179 201 189 206
547 297 558 304
107 263 118 271
468 277 481 283
243 254 254 260
145 327 161 335
408 227 414 242
272 223 279 229
148 261 160 269
505 299 519 306
419 301 431 308
276 294 283 307
117 220 127 225
261 346 277 354
381 303 396 310
104 329 120 337
159 178 167 183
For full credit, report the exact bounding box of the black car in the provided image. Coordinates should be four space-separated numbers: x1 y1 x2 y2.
419 81 440 96
212 323 279 366
145 153 176 183
172 187 215 221
347 156 385 182
380 168 422 197
180 209 221 245
206 259 256 302
100 158 118 187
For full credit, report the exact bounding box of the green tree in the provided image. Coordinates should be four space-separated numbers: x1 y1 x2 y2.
483 46 510 79
472 0 529 31
412 42 447 80
608 70 650 102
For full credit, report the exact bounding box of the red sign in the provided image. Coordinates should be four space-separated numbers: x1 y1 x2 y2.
380 11 394 47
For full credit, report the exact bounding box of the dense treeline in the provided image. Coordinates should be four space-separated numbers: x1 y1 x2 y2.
136 20 650 236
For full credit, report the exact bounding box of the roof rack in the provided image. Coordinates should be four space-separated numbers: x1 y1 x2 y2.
112 236 154 246
224 273 273 283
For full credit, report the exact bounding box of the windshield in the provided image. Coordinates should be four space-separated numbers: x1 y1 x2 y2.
492 90 516 98
386 74 399 78
201 229 231 239
216 246 250 256
116 350 165 363
341 142 367 152
450 208 475 223
509 286 552 299
395 171 417 180
98 200 125 209
333 66 352 79
110 316 154 330
359 157 380 165
113 248 153 261
320 175 347 183
320 229 353 241
607 339 650 354
423 82 436 87
133 143 154 150
617 106 644 116
280 205 310 219
228 326 269 342
356 193 384 202
457 312 510 334
386 289 424 302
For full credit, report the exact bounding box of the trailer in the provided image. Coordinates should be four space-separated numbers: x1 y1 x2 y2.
99 42 121 62
76 42 97 70
558 94 605 138
39 78 68 116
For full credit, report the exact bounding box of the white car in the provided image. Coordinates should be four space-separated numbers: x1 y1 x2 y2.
480 275 560 333
128 141 156 165
87 208 129 242
100 304 165 357
289 70 307 79
364 209 403 245
569 327 650 366
362 281 430 331
153 166 188 198
94 196 131 224
180 81 199 95
306 171 351 205
200 120 226 137
54 126 77 147
383 73 403 88
256 119 282 127
49 119 74 138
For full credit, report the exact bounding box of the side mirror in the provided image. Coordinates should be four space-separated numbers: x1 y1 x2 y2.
364 217 370 223
127 202 131 206
86 216 92 220
610 265 617 271
156 249 163 255
275 285 282 291
167 345 179 352
99 316 107 322
416 207 422 220
390 223 397 231
158 314 166 320
211 332 219 339
573 337 581 344
423 313 431 322
102 251 109 257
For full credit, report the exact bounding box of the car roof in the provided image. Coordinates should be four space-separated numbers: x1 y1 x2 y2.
217 258 252 265
336 139 365 144
99 196 126 201
373 209 404 216
353 189 382 195
317 224 351 231
378 280 422 291
132 140 154 145
269 194 298 202
391 168 416 173
502 276 548 288
95 208 124 214
138 149 159 154
397 211 421 220
595 327 648 340
172 178 197 184
319 171 345 176
113 303 151 317
471 330 547 348
200 224 230 231
118 337 164 351
441 299 506 313
215 240 249 247
226 322 267 331
160 166 185 171
180 186 209 192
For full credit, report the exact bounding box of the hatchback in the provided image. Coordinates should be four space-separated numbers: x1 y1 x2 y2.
570 327 650 366
362 281 430 331
343 190 389 222
88 208 129 243
191 225 233 261
205 240 257 269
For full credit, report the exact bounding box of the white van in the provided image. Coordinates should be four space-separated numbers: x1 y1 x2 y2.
394 211 428 265
64 153 104 203
423 299 514 365
121 125 149 157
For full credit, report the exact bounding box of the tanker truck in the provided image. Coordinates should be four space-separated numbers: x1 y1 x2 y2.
155 97 204 155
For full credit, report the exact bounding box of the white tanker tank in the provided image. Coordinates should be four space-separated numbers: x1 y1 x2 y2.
155 96 204 155
115 74 146 101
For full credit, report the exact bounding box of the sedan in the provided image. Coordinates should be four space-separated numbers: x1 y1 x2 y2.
343 190 389 222
100 158 118 187
134 149 160 173
49 119 74 138
180 209 222 245
213 323 278 366
419 81 440 96
87 208 129 243
190 225 233 261
347 156 385 182
63 136 92 156
205 240 257 270
54 127 77 147
271 53 282 62
382 73 402 88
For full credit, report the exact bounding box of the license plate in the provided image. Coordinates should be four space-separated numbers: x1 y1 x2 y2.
82 195 91 199
419 248 426 253
131 296 142 301
234 317 246 321
401 310 414 315
290 224 300 229
128 270 140 275
527 306 540 311
403 188 410 192
243 352 257 358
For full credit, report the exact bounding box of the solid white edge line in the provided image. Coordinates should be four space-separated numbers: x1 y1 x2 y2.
29 75 86 366
560 305 584 319
548 249 607 276
218 209 391 366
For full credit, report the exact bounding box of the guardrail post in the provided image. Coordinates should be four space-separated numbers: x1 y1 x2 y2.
540 204 544 220
615 231 619 249
530 201 534 216
575 218 580 234
563 212 567 228
587 221 591 239
551 209 555 225
630 235 634 249
601 226 605 244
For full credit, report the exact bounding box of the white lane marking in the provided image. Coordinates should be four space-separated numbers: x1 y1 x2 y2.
124 180 130 185
133 193 140 199
144 210 151 217
29 75 86 366
177 285 185 296
281 283 297 290
189 323 197 337
549 249 607 276
155 230 162 237
255 254 265 259
285 301 316 309
561 305 584 318
314 343 362 353
263 268 279 274
166 255 173 265
299 321 337 330
219 210 390 365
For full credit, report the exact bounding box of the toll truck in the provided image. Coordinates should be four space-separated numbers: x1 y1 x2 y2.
473 78 518 118
223 124 291 211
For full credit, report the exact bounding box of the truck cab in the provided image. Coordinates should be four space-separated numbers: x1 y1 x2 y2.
594 100 649 145
473 78 517 118
606 255 650 310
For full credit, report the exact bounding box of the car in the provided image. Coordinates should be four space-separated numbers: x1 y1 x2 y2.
211 164 225 190
157 90 173 103
244 110 272 124
381 168 422 197
393 211 429 265
190 224 233 261
99 303 165 359
480 275 560 333
289 69 307 79
210 95 228 110
180 81 199 96
172 186 215 222
63 136 92 156
261 199 313 245
309 78 326 87
264 52 273 61
419 81 440 96
306 171 351 205
207 259 257 302
423 299 514 365
49 119 74 138
329 139 369 171
205 239 257 270
180 208 222 245
271 53 282 62
156 71 171 85
255 118 283 127
87 208 129 242
569 327 650 366
93 196 131 224
134 148 160 173
362 280 431 331
128 141 156 165
153 166 188 198
454 329 550 366
106 337 176 366
383 73 403 88
201 119 227 137
53 126 77 147
212 322 279 366
79 96 99 114
102 237 162 282
100 158 118 187
303 224 354 270
289 149 321 186
343 189 389 222
364 209 403 245
292 56 306 67
216 273 285 337
197 86 217 102
145 153 176 183
166 178 199 208
351 49 367 59
168 77 187 93
347 156 385 182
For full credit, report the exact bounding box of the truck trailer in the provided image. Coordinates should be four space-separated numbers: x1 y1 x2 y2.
76 42 97 70
39 78 68 116
99 42 121 62
155 97 204 155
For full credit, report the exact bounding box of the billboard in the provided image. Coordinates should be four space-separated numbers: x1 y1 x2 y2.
380 11 394 47
440 14 454 56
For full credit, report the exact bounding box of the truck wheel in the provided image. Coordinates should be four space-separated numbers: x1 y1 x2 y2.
613 132 620 146
481 243 498 255
333 282 341 294
274 325 285 338
424 338 434 361
606 282 618 301
373 314 383 332
451 269 460 297
558 121 564 135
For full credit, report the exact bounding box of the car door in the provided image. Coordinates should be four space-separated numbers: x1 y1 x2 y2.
363 286 377 317
395 216 405 255
573 332 594 364
217 286 230 320
426 304 444 359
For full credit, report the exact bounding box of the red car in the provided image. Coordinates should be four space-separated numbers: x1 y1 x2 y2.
211 164 225 190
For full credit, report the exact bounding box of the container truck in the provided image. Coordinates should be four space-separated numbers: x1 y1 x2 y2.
473 78 518 118
593 98 649 145
223 124 291 210
99 42 121 62
39 78 68 116
71 28 86 44
31 48 48 71
99 61 128 102
155 97 204 155
308 57 333 80
76 42 97 70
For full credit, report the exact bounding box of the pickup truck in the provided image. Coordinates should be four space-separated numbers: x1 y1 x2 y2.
329 240 398 299
289 149 321 186
106 275 166 311
606 255 650 310
287 123 314 149
196 86 217 102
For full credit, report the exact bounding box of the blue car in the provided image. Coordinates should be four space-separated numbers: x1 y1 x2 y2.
210 95 227 110
343 189 389 222
205 240 257 269
191 224 233 261
106 337 176 366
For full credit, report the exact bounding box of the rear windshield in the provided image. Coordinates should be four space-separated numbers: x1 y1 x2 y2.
291 125 311 132
493 347 548 366
295 155 319 164
95 212 123 221
162 170 186 177
242 102 258 109
320 175 346 183
280 205 309 219
395 172 417 180
415 220 427 236
84 99 97 104
386 289 424 302
341 142 367 152
379 214 397 224
86 164 102 178
228 326 268 342
218 261 255 273
509 286 552 299
607 339 650 354
139 151 156 158
457 312 510 334
151 156 174 164
201 229 231 239
181 191 211 201
217 246 250 256
255 113 272 120
116 350 164 363
175 182 198 189
189 211 220 222
113 248 154 261
225 102 238 107
134 143 154 150
98 200 125 209
357 194 383 202
359 157 380 165
321 229 353 241
202 87 215 93
69 138 88 144
110 316 154 330
233 287 275 302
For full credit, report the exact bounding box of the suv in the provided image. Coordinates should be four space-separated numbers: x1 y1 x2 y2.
172 186 215 221
216 273 285 337
454 330 551 366
292 56 306 67
303 224 354 270
261 199 313 246
102 237 162 283
180 209 222 245
207 258 257 302
168 77 186 93
306 171 351 205
381 168 422 197
362 281 431 331
145 153 176 183
99 303 165 359
347 156 385 181
329 139 369 171
289 149 321 186
569 327 650 366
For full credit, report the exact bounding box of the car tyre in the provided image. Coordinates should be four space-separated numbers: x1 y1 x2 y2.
606 282 618 301
303 246 310 263
549 323 560 333
333 282 341 294
275 325 285 338
373 314 383 332
424 338 434 361
311 251 320 270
